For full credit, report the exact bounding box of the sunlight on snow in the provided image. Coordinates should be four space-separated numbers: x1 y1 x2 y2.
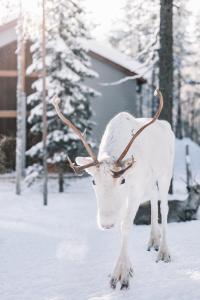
88 294 114 300
56 240 88 261
187 270 200 281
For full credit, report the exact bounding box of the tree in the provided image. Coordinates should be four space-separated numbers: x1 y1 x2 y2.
159 0 173 125
26 0 99 192
173 1 192 139
16 1 26 195
0 0 19 25
183 9 200 144
110 0 159 59
159 0 173 193
172 6 200 145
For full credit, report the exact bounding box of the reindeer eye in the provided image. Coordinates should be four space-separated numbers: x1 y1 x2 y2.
120 178 125 185
92 180 96 186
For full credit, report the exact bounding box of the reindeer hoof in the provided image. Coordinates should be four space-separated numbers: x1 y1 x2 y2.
147 233 160 252
156 248 171 263
110 264 133 290
148 244 159 251
120 280 129 290
110 277 117 289
129 267 134 277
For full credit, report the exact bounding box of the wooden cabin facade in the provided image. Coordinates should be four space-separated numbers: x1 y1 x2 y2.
0 20 36 137
0 20 146 144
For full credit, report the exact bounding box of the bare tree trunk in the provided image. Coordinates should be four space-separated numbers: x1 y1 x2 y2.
151 68 156 117
159 0 173 194
58 163 64 193
42 0 48 205
190 97 195 140
159 0 173 125
185 144 192 188
16 1 26 195
21 43 27 177
138 84 143 117
175 69 183 138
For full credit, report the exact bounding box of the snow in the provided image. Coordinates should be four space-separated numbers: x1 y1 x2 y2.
1 138 200 299
174 138 200 181
0 20 16 48
0 176 200 300
172 138 200 200
82 39 147 77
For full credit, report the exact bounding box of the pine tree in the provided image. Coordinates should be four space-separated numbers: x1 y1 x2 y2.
110 0 159 59
26 0 99 191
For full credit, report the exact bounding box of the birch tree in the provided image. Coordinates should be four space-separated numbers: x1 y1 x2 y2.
15 1 26 195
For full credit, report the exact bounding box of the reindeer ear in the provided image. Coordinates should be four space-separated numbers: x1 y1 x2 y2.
75 157 96 175
75 157 93 166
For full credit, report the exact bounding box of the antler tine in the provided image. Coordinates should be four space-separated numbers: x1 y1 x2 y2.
66 155 97 176
116 88 163 165
52 96 98 164
111 157 135 178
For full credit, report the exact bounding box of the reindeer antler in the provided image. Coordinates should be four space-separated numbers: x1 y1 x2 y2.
116 89 163 165
52 97 99 174
111 89 163 178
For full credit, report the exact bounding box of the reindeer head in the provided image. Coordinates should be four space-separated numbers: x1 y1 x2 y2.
53 89 163 229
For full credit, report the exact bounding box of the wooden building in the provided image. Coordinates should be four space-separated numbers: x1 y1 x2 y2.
0 20 36 136
0 20 146 143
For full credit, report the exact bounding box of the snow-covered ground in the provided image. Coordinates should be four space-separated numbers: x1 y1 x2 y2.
172 138 200 200
1 174 200 300
1 137 200 299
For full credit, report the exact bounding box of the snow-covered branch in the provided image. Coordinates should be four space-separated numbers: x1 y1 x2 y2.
134 28 159 61
100 57 158 87
100 64 155 86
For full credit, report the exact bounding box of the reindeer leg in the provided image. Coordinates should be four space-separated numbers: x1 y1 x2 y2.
147 184 161 251
156 177 171 263
110 199 140 290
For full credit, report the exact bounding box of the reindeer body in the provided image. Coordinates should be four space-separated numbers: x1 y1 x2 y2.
99 112 174 186
53 90 175 290
83 112 174 289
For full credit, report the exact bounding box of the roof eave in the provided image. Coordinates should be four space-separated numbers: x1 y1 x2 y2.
89 50 146 84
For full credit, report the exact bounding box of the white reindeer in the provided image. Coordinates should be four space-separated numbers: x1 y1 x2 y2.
53 89 175 290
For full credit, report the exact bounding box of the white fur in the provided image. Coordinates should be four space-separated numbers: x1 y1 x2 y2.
76 112 175 289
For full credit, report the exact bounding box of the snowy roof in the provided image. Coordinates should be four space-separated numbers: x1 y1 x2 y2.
83 39 146 82
0 20 17 48
0 20 146 82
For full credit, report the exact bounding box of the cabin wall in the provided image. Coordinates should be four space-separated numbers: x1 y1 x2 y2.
0 39 140 145
0 40 34 137
86 57 138 143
